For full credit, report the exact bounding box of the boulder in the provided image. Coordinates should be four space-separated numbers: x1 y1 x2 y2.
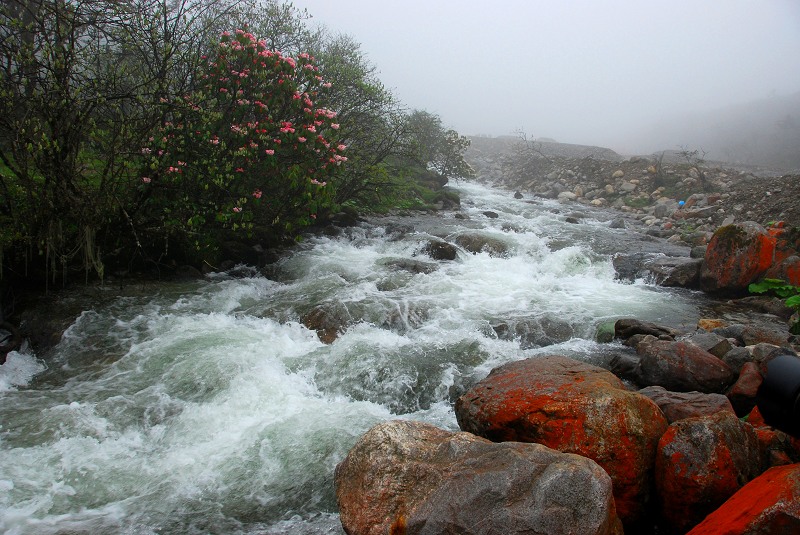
493 317 575 349
726 361 763 416
614 318 679 341
454 233 509 257
686 463 800 535
421 239 458 261
685 331 733 358
746 406 800 469
638 386 734 423
655 411 761 533
714 323 796 350
637 340 737 393
455 355 668 525
700 222 776 294
643 256 702 288
301 302 352 344
382 258 439 275
335 419 623 535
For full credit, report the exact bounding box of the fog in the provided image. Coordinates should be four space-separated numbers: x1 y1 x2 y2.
295 0 800 160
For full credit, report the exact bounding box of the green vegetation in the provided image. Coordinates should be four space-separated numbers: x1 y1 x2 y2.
0 0 473 287
748 278 800 334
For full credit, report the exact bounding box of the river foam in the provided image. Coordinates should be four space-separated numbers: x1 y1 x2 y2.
0 182 701 534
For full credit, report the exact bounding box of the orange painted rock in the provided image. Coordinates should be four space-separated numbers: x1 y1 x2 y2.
455 355 668 526
655 411 761 533
686 463 800 535
700 222 776 294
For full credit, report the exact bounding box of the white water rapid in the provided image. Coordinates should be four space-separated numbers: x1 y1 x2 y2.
0 182 703 534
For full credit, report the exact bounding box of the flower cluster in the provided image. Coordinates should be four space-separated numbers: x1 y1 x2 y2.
141 28 346 236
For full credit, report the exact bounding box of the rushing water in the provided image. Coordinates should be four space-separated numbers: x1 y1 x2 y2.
0 182 704 534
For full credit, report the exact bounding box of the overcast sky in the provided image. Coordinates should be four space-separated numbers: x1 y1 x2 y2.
292 0 800 153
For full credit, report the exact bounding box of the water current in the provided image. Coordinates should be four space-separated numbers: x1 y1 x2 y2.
0 182 705 534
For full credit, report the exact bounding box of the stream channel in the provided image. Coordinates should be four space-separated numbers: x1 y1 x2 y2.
0 182 710 534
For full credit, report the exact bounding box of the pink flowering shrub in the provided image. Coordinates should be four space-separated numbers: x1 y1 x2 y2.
142 29 346 241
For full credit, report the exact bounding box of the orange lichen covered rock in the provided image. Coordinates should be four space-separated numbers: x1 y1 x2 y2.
701 222 776 293
655 411 761 533
455 355 668 526
687 463 800 535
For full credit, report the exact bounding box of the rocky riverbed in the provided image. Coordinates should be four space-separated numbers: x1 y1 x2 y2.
466 136 800 243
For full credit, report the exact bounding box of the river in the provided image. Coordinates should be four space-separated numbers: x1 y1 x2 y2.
0 182 705 534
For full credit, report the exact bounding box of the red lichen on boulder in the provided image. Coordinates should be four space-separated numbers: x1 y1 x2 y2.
726 361 763 416
687 463 800 535
455 355 668 526
746 406 800 470
701 222 777 293
655 411 761 533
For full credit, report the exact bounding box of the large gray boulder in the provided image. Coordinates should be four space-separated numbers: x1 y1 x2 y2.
637 339 737 393
335 419 622 535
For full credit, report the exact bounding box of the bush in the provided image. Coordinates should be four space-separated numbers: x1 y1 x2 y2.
139 29 346 253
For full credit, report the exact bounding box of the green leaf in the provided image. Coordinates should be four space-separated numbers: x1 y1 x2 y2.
785 295 800 309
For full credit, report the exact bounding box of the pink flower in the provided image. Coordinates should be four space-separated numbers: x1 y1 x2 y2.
142 177 151 183
264 149 275 155
298 137 306 143
330 123 340 130
235 167 245 172
233 206 242 213
252 189 262 199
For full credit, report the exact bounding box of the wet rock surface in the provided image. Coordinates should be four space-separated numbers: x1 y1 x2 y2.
334 419 622 535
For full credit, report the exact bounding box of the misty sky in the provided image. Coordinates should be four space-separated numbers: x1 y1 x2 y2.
293 0 800 153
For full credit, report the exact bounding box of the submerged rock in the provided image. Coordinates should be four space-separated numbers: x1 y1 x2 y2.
335 419 622 535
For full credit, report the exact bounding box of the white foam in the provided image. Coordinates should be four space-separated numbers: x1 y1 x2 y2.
0 351 46 392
